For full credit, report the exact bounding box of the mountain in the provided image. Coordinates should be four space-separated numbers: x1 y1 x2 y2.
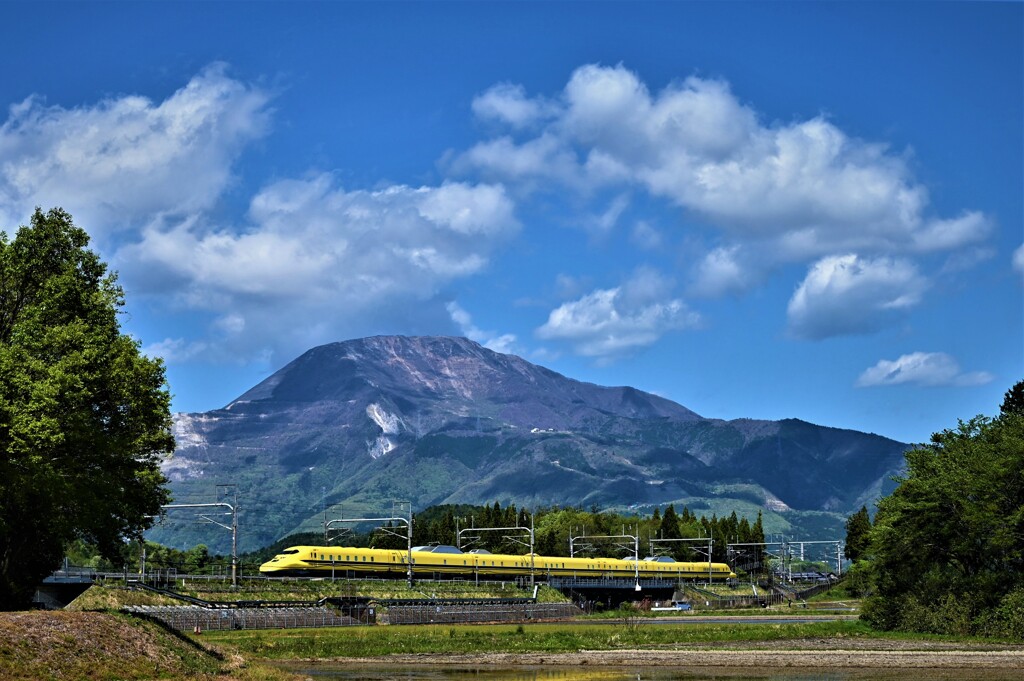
150 336 908 553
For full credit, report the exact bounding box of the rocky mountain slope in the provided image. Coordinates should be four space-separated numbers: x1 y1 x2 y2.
151 336 907 552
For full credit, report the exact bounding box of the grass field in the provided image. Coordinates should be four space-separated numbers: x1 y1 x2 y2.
69 578 562 610
200 620 878 659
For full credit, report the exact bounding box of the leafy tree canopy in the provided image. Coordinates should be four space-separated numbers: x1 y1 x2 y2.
1001 379 1024 417
844 505 872 562
0 208 173 609
862 385 1024 637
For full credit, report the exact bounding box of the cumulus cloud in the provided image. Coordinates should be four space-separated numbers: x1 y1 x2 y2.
118 174 519 362
454 64 991 322
457 64 987 257
856 352 994 387
446 302 518 354
471 82 556 129
787 254 928 339
0 63 271 235
691 245 755 297
452 133 585 190
536 268 700 358
141 337 209 364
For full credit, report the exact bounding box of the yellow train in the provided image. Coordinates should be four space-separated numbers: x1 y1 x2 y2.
259 544 736 581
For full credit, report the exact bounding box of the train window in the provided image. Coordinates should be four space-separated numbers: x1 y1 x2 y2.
371 557 375 562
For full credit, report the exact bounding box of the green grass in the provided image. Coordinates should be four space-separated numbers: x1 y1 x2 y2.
201 620 877 659
74 577 557 606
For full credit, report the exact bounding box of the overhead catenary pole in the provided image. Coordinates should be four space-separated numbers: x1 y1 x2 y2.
457 522 535 587
709 526 713 584
408 510 414 588
159 500 238 588
530 513 535 589
634 532 640 591
324 500 414 587
568 532 642 591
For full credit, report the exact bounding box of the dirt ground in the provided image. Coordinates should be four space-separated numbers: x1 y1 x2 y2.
336 637 1024 671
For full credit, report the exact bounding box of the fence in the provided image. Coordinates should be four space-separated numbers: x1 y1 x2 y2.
386 602 581 625
681 578 839 609
124 604 370 631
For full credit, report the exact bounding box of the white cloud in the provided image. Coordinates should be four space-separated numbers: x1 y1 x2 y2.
451 133 584 189
1014 243 1024 279
911 212 991 252
691 245 754 297
0 63 271 235
142 337 209 364
787 254 928 339
455 64 991 322
118 175 519 362
856 352 994 388
536 268 700 358
593 193 630 235
446 302 518 354
471 82 555 129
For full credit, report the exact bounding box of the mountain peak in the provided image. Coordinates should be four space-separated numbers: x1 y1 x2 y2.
157 335 907 553
230 335 702 425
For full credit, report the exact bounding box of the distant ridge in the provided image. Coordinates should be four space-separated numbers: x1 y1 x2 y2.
153 335 907 552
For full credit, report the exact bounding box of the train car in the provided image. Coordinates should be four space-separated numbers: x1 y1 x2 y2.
259 544 736 581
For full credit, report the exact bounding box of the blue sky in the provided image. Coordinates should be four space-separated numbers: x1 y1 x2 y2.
1 1 1020 444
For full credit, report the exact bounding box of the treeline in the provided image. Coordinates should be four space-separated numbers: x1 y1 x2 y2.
286 502 765 565
844 380 1024 639
69 502 767 574
66 539 232 576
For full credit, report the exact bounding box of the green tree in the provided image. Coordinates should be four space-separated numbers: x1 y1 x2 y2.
183 544 210 574
862 391 1024 636
658 504 682 540
657 504 687 560
1001 379 1024 417
0 208 173 609
844 505 872 562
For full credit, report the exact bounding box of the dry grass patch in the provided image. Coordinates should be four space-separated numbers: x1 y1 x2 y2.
0 610 295 680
